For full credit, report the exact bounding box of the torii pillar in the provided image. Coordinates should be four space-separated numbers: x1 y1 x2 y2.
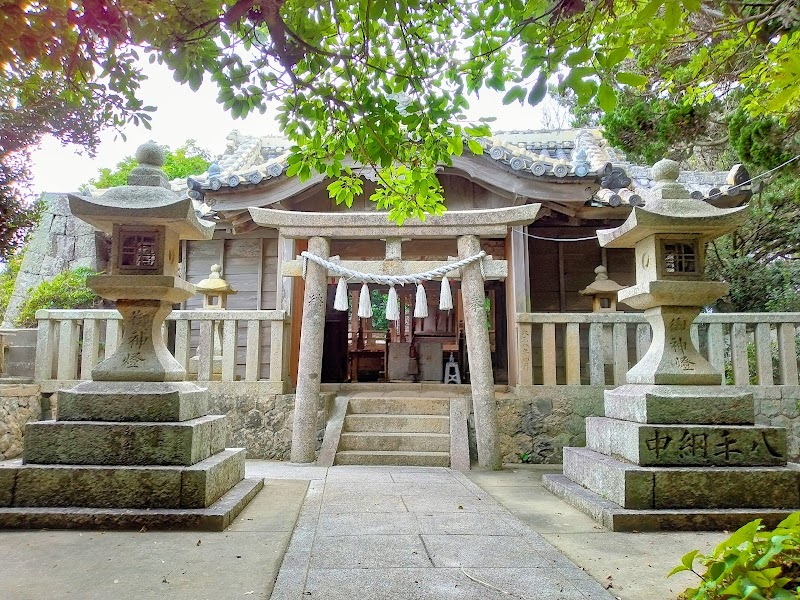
250 205 541 468
291 236 330 462
458 234 500 468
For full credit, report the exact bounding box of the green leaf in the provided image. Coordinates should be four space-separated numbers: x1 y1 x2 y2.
616 72 649 87
664 0 680 30
467 139 483 155
606 47 629 67
597 82 616 112
637 0 664 24
527 72 547 106
502 85 526 105
683 549 700 569
565 47 593 67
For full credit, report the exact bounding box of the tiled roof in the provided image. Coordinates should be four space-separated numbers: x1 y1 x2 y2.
186 128 621 196
172 128 750 208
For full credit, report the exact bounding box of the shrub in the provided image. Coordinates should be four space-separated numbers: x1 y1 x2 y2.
0 253 22 322
15 267 99 328
670 513 800 599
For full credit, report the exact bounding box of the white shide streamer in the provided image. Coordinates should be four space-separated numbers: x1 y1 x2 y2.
385 285 400 321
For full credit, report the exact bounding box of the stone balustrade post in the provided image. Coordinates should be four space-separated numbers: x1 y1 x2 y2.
290 236 330 463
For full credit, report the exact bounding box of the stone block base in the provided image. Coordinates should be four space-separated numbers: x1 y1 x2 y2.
604 385 754 425
57 381 209 422
585 417 786 467
564 447 800 510
2 448 245 509
0 477 263 532
543 473 798 532
24 415 227 466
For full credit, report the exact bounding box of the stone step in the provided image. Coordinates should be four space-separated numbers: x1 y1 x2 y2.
23 415 227 466
334 450 450 467
347 397 450 415
0 477 264 532
57 381 209 422
344 414 450 434
339 432 450 453
1 449 245 510
563 447 800 511
543 473 799 532
585 417 787 467
604 384 755 425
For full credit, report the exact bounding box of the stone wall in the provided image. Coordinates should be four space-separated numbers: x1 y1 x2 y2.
3 194 105 328
0 384 41 459
751 386 800 461
499 385 800 465
498 387 607 464
205 382 328 460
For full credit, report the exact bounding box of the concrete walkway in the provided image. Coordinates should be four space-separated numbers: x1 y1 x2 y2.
257 462 614 599
0 461 727 599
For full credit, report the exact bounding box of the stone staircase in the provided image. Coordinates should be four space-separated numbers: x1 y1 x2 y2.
334 396 453 467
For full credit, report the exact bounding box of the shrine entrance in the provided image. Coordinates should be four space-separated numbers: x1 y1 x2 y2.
250 204 540 468
321 279 508 385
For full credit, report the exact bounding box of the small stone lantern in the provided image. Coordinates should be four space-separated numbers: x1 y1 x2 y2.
597 158 748 385
69 142 215 381
195 264 236 310
190 265 237 380
579 266 625 312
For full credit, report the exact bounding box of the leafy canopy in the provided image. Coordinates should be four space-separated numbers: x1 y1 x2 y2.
4 1 800 221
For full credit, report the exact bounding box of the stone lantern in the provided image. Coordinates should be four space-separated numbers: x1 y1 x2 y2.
596 159 747 385
0 143 263 531
544 159 800 532
579 265 625 312
191 265 237 380
195 264 236 310
69 142 215 382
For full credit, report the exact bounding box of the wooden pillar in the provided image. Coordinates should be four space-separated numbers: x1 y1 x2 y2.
290 236 330 463
458 234 500 469
507 225 530 386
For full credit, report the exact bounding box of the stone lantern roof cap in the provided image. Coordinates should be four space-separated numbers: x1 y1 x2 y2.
596 158 749 248
195 264 237 295
579 266 625 295
68 141 215 241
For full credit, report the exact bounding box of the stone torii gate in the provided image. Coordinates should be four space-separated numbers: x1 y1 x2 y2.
250 204 541 468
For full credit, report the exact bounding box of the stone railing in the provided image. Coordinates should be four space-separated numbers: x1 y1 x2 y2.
516 312 800 387
34 309 291 393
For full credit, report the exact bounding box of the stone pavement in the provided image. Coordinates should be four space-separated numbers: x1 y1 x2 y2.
258 462 614 599
1 461 727 599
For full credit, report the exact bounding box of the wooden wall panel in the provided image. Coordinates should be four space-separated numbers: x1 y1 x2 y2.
179 236 282 380
527 227 636 313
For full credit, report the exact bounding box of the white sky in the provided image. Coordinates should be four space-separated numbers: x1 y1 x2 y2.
29 63 563 195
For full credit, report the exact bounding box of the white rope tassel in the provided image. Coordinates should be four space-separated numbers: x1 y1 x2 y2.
357 282 373 319
439 276 453 311
333 277 349 311
414 282 428 319
385 285 400 321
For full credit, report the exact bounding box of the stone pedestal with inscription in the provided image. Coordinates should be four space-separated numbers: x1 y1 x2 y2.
0 143 262 531
543 159 800 531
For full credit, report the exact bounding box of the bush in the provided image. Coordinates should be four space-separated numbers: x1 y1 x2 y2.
0 253 22 322
15 267 100 328
670 513 800 599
